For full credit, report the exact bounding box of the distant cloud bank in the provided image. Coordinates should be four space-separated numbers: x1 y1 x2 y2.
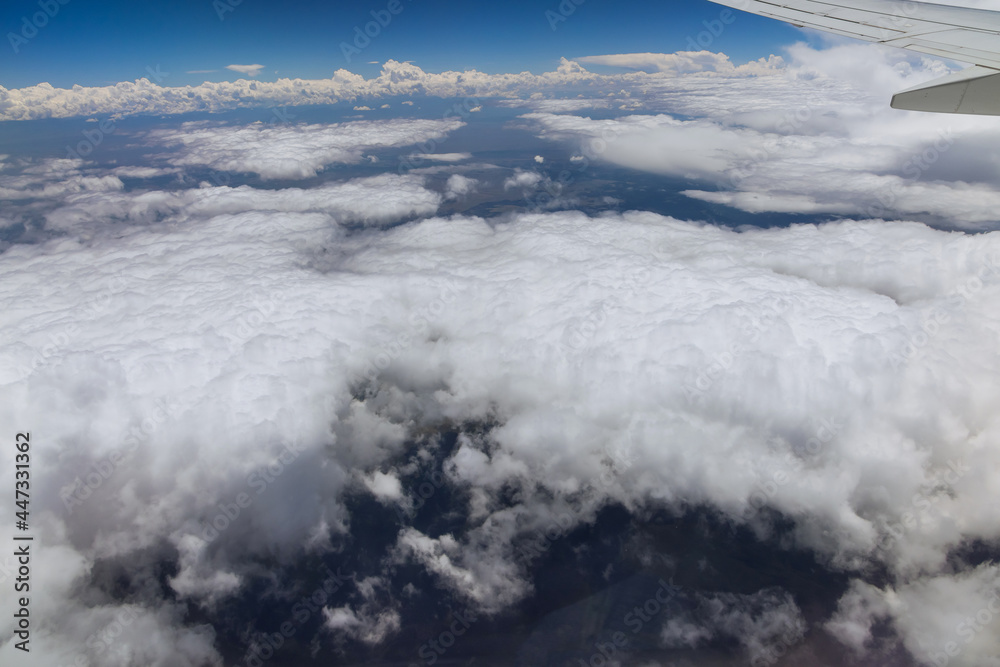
0 54 780 121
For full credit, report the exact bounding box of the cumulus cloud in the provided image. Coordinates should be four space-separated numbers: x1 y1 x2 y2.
444 173 478 199
503 169 545 190
361 470 403 502
0 55 770 121
519 43 1000 228
226 64 265 77
577 51 784 75
827 566 1000 665
323 604 401 645
147 118 465 179
661 588 806 664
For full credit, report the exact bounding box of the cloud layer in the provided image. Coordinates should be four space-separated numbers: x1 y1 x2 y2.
0 54 774 121
147 118 466 179
516 43 1000 228
3 41 1000 666
3 163 1000 664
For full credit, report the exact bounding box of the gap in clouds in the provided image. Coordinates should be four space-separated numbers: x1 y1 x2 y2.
137 418 867 667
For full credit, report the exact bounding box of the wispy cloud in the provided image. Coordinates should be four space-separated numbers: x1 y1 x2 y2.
225 63 265 77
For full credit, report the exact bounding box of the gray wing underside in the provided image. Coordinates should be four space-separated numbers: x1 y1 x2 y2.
709 0 1000 68
708 0 1000 114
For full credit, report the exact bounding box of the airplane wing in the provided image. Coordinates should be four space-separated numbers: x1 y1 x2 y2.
706 0 1000 115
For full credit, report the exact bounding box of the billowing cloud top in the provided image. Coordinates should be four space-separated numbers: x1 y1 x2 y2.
576 51 783 74
0 54 780 121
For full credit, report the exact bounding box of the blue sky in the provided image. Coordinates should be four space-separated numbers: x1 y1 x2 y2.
0 0 802 88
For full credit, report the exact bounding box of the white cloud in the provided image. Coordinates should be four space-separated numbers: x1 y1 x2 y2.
498 97 609 113
108 166 182 179
169 534 242 607
827 566 1000 665
323 576 401 646
362 470 403 502
408 152 471 162
0 158 124 200
0 55 766 121
444 174 478 199
323 605 400 645
577 51 784 75
44 173 443 231
503 169 545 190
5 191 1000 663
147 118 465 179
518 43 1000 228
226 64 265 77
662 588 806 664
